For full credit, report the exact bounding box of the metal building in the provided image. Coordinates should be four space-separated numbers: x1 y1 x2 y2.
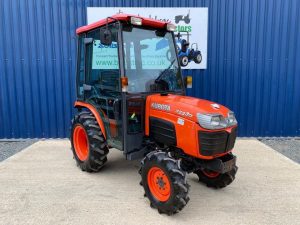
0 0 299 138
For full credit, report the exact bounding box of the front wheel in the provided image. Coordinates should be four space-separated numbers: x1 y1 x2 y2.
194 166 238 189
179 55 189 67
140 151 190 215
184 18 191 24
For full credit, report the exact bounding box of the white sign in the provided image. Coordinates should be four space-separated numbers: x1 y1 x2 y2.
92 40 119 69
87 7 208 69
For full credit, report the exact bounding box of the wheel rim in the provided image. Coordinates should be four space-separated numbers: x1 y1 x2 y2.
196 54 202 62
202 169 220 178
182 57 189 66
73 125 89 161
147 167 171 202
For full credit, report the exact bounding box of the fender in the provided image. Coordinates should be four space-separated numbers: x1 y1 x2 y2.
74 101 107 139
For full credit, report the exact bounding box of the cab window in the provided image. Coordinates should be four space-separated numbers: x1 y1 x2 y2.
85 24 121 98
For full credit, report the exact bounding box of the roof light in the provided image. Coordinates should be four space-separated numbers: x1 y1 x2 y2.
166 23 176 32
130 17 142 26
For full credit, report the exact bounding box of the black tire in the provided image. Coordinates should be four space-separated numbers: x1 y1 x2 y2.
70 111 109 172
175 17 180 24
194 51 202 64
139 151 190 215
179 56 189 67
184 18 190 24
194 166 238 189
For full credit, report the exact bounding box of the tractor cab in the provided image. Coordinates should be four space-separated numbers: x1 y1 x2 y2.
75 14 183 158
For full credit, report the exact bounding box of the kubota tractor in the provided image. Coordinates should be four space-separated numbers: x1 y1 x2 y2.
71 14 238 215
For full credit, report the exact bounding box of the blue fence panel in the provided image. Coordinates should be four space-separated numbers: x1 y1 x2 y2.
0 0 299 138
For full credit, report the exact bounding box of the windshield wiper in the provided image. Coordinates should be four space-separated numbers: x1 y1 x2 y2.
155 59 176 83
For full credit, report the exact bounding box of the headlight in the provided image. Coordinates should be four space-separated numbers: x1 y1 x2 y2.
197 112 237 130
227 111 237 126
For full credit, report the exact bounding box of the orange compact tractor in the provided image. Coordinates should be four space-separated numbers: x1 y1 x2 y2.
71 14 238 215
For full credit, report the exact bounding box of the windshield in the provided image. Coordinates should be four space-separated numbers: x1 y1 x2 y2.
122 26 184 93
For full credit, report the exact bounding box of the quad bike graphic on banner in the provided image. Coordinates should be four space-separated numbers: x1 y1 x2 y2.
87 7 208 69
176 32 202 67
174 10 203 67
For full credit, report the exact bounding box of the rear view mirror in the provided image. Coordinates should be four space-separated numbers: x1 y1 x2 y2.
155 30 166 37
100 28 112 46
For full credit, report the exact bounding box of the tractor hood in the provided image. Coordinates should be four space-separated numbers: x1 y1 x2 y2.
148 94 230 123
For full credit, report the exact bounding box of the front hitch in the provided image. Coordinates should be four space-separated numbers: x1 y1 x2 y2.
199 154 237 174
181 153 237 174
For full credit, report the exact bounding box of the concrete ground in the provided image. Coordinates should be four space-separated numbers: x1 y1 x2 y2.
0 140 299 225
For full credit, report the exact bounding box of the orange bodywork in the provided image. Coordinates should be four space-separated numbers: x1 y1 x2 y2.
109 119 117 138
74 101 107 139
145 94 236 160
75 95 236 160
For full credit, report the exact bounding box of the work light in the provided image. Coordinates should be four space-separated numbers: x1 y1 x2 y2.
130 17 142 26
166 23 176 32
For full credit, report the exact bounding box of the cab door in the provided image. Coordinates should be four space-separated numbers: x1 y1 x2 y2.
84 23 123 150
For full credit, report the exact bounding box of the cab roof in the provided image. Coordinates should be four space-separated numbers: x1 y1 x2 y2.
76 13 169 35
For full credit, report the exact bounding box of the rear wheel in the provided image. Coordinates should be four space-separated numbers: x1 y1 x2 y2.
140 151 190 215
70 111 109 172
194 51 202 64
194 166 238 189
184 17 191 24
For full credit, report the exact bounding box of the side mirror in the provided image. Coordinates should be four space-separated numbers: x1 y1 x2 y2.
100 28 112 46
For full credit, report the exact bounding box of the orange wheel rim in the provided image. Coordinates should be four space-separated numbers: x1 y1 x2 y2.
202 169 220 178
147 167 171 202
73 125 89 161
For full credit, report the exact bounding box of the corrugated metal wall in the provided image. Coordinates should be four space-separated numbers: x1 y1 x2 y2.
0 0 299 138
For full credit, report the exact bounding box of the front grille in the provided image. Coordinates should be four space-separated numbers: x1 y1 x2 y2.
198 127 237 156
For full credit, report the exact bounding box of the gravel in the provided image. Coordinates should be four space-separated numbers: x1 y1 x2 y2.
259 138 300 164
0 140 37 162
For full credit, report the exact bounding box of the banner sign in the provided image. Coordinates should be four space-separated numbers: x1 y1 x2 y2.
92 40 119 69
87 7 208 69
